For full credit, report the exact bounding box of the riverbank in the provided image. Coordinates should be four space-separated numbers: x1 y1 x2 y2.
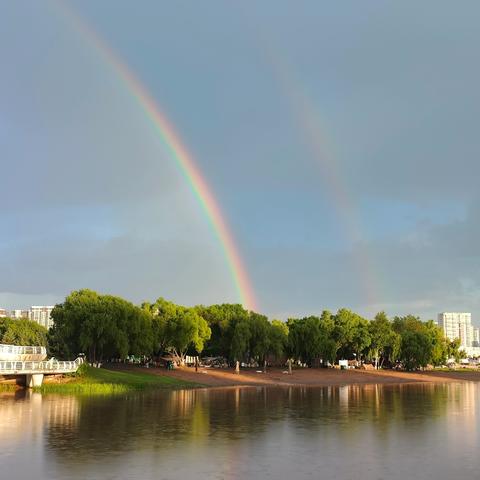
4 364 480 395
115 364 480 388
33 365 203 395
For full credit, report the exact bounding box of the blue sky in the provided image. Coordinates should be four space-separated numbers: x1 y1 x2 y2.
2 1 480 322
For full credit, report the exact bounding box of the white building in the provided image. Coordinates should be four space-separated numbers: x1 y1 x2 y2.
29 306 55 329
473 327 480 348
0 308 7 318
10 309 29 320
438 312 474 348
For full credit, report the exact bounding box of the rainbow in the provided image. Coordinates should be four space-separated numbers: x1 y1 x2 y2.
54 1 257 310
262 48 379 306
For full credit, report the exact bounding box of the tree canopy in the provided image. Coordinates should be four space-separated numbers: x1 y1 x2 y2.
44 289 461 370
0 317 47 346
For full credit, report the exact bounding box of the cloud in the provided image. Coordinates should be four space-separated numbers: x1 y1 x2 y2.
253 198 480 322
3 1 480 322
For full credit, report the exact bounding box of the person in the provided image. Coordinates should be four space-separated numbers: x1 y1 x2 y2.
195 356 198 373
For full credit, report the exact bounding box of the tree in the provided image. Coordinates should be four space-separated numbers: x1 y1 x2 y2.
231 320 251 361
248 312 271 363
196 304 249 358
446 338 462 362
399 330 431 371
369 312 398 369
50 289 154 362
286 312 336 366
333 309 370 361
0 318 47 346
424 320 448 367
269 320 289 360
393 315 447 370
351 317 371 364
151 298 211 362
287 317 306 362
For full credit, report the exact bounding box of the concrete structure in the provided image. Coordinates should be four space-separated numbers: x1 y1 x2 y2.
473 327 480 348
28 306 54 329
438 312 474 349
463 346 480 358
0 308 7 318
0 343 82 387
0 344 47 362
10 309 29 319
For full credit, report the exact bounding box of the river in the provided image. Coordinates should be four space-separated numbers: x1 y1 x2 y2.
0 383 478 479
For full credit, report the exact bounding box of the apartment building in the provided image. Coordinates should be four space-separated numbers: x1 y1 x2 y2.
10 309 29 320
438 312 473 348
29 306 55 329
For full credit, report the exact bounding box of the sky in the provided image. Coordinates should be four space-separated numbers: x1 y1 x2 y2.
2 1 480 322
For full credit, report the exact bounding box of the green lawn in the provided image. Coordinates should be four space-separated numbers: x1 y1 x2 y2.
35 365 202 395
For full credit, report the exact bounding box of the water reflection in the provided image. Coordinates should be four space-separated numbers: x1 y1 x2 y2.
0 383 478 479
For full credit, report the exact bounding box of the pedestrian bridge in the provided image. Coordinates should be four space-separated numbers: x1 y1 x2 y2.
0 344 83 387
0 343 47 362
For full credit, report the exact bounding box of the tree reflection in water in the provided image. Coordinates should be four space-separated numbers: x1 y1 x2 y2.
0 383 478 480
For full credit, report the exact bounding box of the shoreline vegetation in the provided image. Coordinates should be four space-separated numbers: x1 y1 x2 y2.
0 289 470 396
2 363 480 395
46 290 463 373
33 365 203 395
6 364 477 395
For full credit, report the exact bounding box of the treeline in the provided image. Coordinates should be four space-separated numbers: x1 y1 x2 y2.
48 289 461 371
0 317 48 346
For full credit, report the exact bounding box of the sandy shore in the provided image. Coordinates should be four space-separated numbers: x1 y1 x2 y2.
116 365 480 388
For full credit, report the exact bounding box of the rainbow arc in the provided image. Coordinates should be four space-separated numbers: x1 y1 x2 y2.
55 1 257 310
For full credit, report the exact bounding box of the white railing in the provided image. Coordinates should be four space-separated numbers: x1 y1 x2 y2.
0 344 46 356
0 357 83 374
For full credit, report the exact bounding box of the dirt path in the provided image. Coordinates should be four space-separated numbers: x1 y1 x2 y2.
115 365 480 388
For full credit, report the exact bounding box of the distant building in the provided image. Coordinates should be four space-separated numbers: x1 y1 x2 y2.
438 312 474 348
10 309 29 320
0 308 7 318
473 327 480 348
29 306 54 329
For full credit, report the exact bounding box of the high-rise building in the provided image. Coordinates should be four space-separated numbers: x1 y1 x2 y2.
0 308 7 318
29 306 54 329
10 309 29 320
438 312 474 348
473 327 480 348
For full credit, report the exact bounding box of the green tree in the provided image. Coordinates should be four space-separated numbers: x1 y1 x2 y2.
196 304 249 358
424 320 448 367
393 315 446 370
286 312 336 366
150 298 211 362
0 318 47 346
446 338 462 362
399 330 431 370
269 320 289 360
50 289 154 361
231 319 251 361
369 312 398 369
333 309 370 361
248 312 271 363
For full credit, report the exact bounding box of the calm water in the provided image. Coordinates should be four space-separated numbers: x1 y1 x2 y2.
0 383 479 479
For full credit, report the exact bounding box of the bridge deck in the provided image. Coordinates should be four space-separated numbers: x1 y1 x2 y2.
0 358 83 375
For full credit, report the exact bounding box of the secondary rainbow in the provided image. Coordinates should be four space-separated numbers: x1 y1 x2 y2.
54 1 257 310
261 43 380 306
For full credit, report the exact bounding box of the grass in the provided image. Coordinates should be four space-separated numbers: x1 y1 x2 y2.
34 364 202 396
0 384 18 392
